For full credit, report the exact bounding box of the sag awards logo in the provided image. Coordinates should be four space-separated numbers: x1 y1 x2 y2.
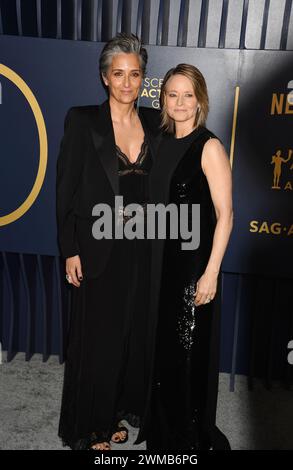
249 80 293 237
140 77 163 108
0 64 47 226
270 80 293 191
271 149 292 190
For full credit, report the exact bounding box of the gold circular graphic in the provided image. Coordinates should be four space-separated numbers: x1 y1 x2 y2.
0 64 48 226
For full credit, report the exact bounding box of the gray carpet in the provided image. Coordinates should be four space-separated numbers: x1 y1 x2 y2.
0 352 292 450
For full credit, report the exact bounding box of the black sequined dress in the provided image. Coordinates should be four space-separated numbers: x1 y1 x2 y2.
147 127 230 451
58 139 152 449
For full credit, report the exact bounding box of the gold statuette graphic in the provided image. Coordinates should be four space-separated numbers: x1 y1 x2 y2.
271 149 292 189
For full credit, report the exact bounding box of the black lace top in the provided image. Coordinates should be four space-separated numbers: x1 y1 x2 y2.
116 138 152 208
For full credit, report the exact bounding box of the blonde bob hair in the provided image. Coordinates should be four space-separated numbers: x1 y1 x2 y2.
160 63 209 133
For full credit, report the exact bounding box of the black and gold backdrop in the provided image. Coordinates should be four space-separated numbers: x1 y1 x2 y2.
0 0 292 389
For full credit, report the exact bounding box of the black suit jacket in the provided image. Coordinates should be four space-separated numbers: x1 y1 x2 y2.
56 100 161 278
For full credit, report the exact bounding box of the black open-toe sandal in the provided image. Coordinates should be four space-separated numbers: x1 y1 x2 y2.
89 441 111 450
111 421 129 444
88 430 112 450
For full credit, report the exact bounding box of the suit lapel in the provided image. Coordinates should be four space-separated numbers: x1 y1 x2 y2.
138 108 162 163
90 100 119 195
89 101 162 196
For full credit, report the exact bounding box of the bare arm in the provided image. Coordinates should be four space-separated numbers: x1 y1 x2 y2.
194 138 233 306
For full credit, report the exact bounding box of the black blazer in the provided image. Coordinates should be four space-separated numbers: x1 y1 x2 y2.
56 100 161 278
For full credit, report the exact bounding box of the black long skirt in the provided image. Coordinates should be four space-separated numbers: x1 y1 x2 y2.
147 240 230 451
58 237 150 449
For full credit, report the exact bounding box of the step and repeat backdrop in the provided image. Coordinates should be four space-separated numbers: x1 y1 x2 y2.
0 35 292 278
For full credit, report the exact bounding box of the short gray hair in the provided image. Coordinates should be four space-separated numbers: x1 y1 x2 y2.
99 33 148 78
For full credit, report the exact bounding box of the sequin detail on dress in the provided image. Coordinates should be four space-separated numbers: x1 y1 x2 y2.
177 283 196 351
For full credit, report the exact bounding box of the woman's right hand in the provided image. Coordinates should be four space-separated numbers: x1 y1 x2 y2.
66 255 83 287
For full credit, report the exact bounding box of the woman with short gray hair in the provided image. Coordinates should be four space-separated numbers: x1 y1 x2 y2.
99 33 148 78
57 33 161 450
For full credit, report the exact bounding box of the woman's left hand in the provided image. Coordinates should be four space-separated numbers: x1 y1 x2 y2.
194 270 218 306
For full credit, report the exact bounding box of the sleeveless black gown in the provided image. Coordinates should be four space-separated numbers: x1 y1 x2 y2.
147 127 230 451
58 139 152 449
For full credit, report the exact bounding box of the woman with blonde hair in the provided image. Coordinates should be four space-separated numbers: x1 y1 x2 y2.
145 64 233 450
